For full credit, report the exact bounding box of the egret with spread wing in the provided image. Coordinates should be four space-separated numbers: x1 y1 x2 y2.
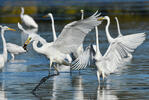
0 25 16 68
23 12 103 74
44 13 72 64
72 16 146 83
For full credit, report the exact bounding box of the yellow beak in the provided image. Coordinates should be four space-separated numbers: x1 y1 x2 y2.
98 17 104 21
23 37 31 50
43 15 48 18
8 28 16 31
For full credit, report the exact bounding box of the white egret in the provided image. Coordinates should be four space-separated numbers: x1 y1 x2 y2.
43 13 57 41
72 9 84 58
6 12 38 61
71 10 98 69
20 7 38 28
0 25 16 68
72 16 146 83
23 12 103 92
23 12 103 74
18 23 47 46
6 43 26 61
103 16 145 58
114 17 132 63
43 13 72 63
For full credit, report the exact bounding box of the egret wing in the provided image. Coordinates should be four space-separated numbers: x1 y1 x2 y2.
71 45 91 70
52 12 102 54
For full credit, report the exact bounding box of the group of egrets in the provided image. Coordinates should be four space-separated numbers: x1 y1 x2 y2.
0 8 146 91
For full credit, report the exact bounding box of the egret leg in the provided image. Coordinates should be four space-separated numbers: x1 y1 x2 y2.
32 71 60 93
97 71 101 84
54 66 59 75
10 53 14 61
49 60 53 74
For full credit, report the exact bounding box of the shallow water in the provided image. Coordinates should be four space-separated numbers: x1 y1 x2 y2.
0 1 149 100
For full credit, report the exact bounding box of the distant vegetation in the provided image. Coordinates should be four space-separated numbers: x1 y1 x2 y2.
0 0 149 23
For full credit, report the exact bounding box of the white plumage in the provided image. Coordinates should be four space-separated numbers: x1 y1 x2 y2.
72 16 146 83
0 25 16 68
23 12 103 74
20 7 38 28
6 43 26 61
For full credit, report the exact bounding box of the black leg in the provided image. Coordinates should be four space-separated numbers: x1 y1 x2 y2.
32 64 60 93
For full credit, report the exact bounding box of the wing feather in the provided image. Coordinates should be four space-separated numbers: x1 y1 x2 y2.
52 12 103 54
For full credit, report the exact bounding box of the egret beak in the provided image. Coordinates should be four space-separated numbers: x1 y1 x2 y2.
98 17 104 21
23 37 31 50
43 15 48 18
8 28 16 31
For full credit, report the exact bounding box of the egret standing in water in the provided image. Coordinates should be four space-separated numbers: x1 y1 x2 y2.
0 25 16 68
43 13 57 41
23 12 103 91
43 13 72 64
72 16 146 83
6 43 26 61
20 7 38 28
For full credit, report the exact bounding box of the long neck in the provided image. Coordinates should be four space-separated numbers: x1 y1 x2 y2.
81 11 84 20
20 7 24 18
1 29 7 62
105 17 113 43
50 15 57 41
95 27 101 56
33 40 43 54
115 17 122 36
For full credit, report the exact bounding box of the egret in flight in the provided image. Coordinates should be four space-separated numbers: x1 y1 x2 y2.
0 25 16 68
23 12 103 75
20 7 38 28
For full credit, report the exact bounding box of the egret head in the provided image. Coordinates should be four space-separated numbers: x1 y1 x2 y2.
80 9 84 13
98 17 105 21
43 13 53 18
0 25 16 32
23 33 42 50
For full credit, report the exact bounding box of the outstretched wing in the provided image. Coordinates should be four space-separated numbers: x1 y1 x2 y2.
101 32 146 74
71 45 91 70
52 12 103 54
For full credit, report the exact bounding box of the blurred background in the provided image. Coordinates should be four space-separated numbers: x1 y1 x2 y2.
0 0 149 23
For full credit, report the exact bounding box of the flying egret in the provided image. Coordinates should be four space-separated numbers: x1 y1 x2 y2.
6 43 26 61
0 25 16 68
23 11 103 74
20 7 38 28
